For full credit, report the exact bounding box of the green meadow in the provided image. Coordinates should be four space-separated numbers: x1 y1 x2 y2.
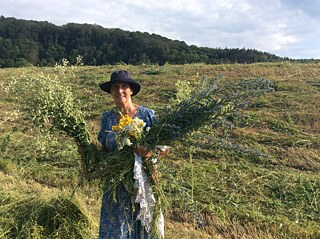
0 62 319 238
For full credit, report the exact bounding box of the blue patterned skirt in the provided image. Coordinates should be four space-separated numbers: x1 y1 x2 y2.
98 185 151 239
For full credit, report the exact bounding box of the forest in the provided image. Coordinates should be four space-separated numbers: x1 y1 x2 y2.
0 16 289 67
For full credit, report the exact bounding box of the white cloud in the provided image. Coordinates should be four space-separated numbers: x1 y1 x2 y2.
1 0 320 59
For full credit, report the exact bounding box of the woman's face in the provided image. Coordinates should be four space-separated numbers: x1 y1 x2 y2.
110 82 133 105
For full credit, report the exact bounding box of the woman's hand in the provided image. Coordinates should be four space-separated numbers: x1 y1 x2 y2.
158 148 169 158
133 145 153 158
156 145 170 158
134 145 169 158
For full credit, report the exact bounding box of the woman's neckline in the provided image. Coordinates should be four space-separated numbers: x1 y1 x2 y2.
114 105 141 121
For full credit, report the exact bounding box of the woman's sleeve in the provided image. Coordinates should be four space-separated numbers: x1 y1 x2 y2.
147 108 158 128
97 112 107 146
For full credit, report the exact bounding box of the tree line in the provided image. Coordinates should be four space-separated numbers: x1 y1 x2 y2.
0 16 288 67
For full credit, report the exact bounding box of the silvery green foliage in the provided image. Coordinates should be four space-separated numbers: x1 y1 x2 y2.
146 78 274 146
6 68 89 146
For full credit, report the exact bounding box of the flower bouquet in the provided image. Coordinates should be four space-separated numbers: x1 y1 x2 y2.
112 113 147 150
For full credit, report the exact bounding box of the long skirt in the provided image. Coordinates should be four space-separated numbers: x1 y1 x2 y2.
98 185 152 239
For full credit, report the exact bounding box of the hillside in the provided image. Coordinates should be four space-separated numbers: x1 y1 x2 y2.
0 16 286 67
0 62 319 238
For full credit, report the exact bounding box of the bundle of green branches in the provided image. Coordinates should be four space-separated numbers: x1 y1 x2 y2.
146 78 274 147
4 70 98 176
87 148 135 191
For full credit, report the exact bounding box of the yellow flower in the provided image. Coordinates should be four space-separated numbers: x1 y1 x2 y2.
132 132 139 139
118 114 132 126
125 114 132 124
112 125 120 131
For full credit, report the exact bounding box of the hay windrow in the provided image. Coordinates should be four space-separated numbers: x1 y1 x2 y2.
0 189 96 239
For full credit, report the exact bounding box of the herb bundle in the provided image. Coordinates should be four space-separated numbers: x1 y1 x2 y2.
146 78 274 147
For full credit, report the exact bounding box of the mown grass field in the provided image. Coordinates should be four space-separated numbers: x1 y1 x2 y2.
0 62 319 239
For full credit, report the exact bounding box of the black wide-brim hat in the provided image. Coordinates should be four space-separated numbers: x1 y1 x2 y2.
100 70 141 96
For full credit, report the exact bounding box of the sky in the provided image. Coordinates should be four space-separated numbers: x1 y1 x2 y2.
1 0 320 59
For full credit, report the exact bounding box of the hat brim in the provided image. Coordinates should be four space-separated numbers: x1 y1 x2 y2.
100 79 141 96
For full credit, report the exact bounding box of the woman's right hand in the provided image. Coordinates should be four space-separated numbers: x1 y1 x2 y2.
133 145 153 158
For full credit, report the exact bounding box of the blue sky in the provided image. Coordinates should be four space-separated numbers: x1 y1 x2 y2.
2 0 320 59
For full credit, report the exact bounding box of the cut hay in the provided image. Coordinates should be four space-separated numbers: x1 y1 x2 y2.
0 191 96 239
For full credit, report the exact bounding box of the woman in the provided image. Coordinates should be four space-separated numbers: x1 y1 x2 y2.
97 70 167 239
